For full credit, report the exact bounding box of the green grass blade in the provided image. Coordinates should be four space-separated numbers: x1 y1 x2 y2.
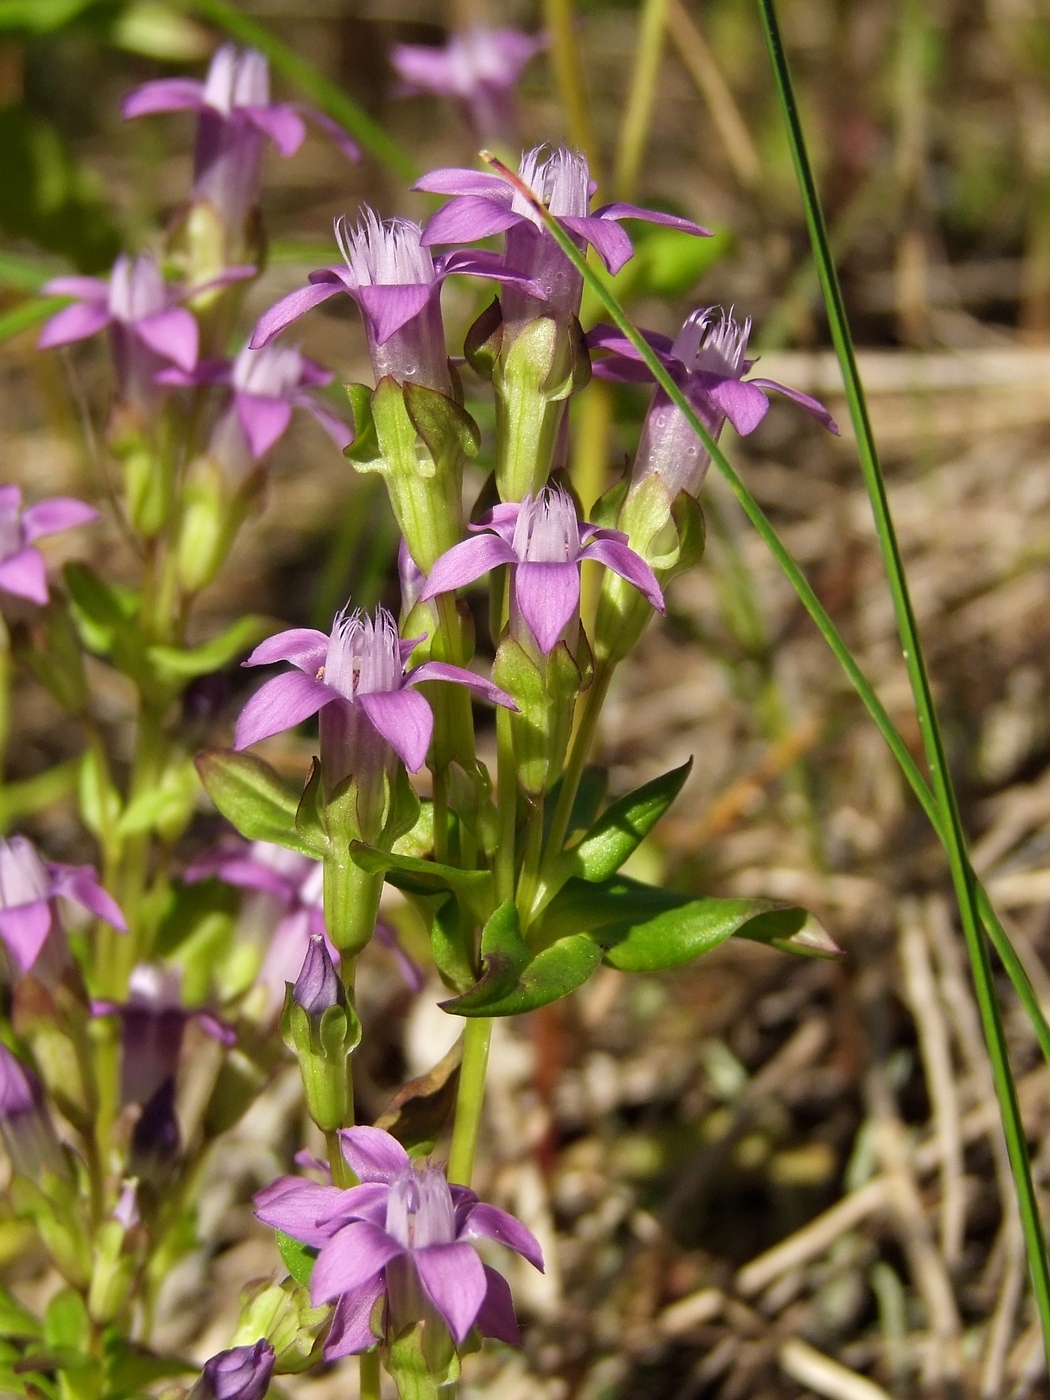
178 0 417 184
756 0 1050 1353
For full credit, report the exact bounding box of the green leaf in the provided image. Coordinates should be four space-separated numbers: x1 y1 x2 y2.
102 1335 195 1398
439 901 525 1012
195 750 323 856
146 615 271 684
544 763 608 847
403 382 481 462
295 758 329 855
393 799 434 860
430 896 475 993
349 843 494 925
276 1230 318 1288
543 759 692 895
43 1289 88 1352
442 932 602 1017
64 563 143 676
0 1286 41 1339
344 383 379 465
116 760 199 840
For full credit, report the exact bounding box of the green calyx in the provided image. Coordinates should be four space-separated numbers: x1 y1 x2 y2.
280 986 361 1133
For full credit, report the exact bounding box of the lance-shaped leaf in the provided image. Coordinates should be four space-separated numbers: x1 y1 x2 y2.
196 750 325 857
431 895 476 992
540 758 692 902
349 842 494 925
373 1038 464 1154
147 615 272 684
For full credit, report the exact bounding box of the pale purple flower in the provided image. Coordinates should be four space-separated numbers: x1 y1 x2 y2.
0 484 98 607
0 1044 68 1179
422 485 664 654
112 1179 140 1230
416 144 711 328
234 604 514 776
0 834 125 977
91 964 234 1107
123 43 359 234
588 307 839 497
186 839 425 996
254 1126 542 1356
188 1341 275 1400
391 25 544 142
39 254 202 410
158 341 351 482
251 209 542 393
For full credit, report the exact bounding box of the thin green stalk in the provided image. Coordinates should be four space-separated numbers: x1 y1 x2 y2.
495 707 518 906
359 1352 381 1400
447 1017 493 1187
756 0 1050 1356
613 0 671 201
516 800 546 929
178 0 417 183
546 662 611 858
326 1129 356 1187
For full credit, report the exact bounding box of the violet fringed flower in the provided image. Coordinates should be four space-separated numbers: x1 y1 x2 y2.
187 1340 275 1400
588 306 839 498
422 484 664 654
0 484 99 608
0 834 125 977
417 143 711 329
251 209 542 394
390 25 545 142
0 1043 69 1179
254 1126 543 1357
234 603 514 779
123 43 359 238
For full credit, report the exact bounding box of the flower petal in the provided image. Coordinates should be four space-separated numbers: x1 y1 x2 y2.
338 1125 411 1183
21 498 99 542
311 1221 403 1306
0 547 48 605
746 378 840 434
561 215 634 274
41 276 108 300
250 280 344 350
323 1280 384 1359
122 78 205 118
475 1264 521 1345
413 168 510 198
244 102 305 156
135 308 199 372
299 105 362 164
414 1241 487 1344
48 864 127 930
585 322 677 361
0 901 52 972
701 374 770 436
581 537 665 613
359 688 433 773
515 561 579 654
459 1202 544 1270
254 1176 348 1246
300 398 354 451
408 662 515 711
234 672 331 750
422 196 522 247
594 202 712 238
236 392 293 459
37 300 112 349
420 535 518 601
437 248 546 298
355 283 434 346
244 628 330 673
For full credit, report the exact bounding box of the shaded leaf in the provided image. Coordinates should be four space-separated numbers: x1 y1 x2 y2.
196 750 323 856
374 1038 463 1154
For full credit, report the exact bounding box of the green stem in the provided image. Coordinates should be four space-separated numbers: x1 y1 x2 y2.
447 1017 492 1187
756 0 1050 1357
516 800 546 929
495 707 518 906
546 663 611 858
432 768 449 865
613 0 671 201
327 1128 356 1187
359 1351 382 1400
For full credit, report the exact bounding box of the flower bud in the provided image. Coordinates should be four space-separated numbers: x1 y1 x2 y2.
188 1341 275 1400
280 935 360 1132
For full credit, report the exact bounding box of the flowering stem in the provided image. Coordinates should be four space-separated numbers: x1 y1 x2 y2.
516 799 546 930
432 768 449 865
359 1352 381 1400
447 1017 492 1187
495 707 518 906
326 1129 356 1186
546 661 612 858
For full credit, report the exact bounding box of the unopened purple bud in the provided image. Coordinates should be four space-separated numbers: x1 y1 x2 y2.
0 1043 67 1179
292 934 343 1018
190 1340 275 1400
112 1179 140 1231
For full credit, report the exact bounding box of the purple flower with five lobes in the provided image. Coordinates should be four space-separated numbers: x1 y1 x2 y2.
188 1341 275 1400
415 144 711 325
233 604 515 776
0 834 125 976
158 341 352 471
250 208 544 393
254 1126 543 1356
123 43 359 233
390 25 545 141
0 484 99 607
421 484 665 654
587 307 839 498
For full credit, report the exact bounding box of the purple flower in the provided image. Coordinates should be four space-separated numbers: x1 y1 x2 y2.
91 964 234 1107
159 341 351 481
416 144 711 328
0 484 98 608
254 1126 542 1355
124 43 359 235
391 25 544 142
0 1044 68 1179
588 307 839 497
38 253 216 413
0 834 125 977
421 485 664 654
251 209 542 393
234 604 514 776
188 1341 275 1400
